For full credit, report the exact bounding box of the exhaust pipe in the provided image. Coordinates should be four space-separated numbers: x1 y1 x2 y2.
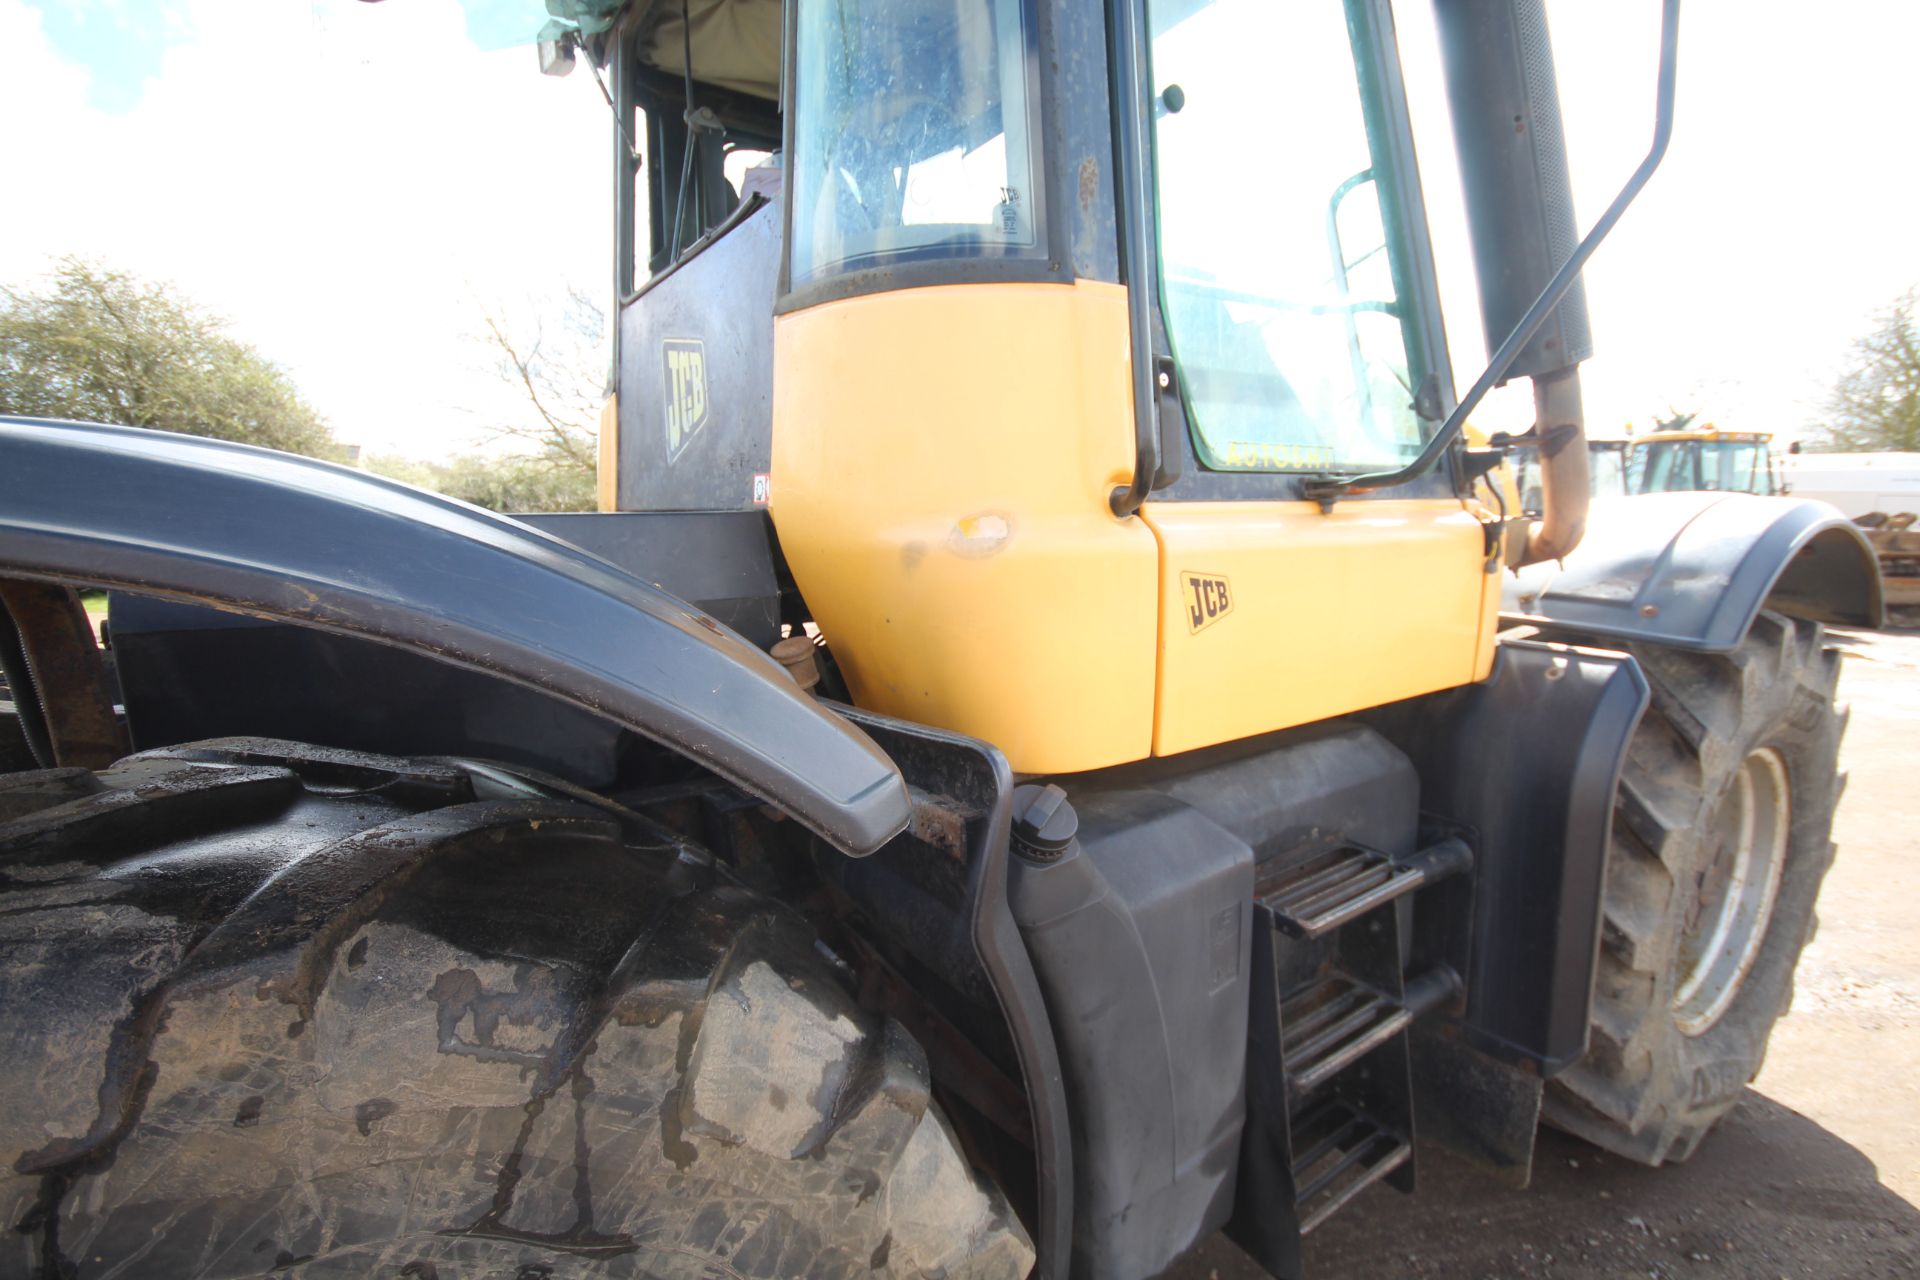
1523 367 1588 564
1436 0 1594 565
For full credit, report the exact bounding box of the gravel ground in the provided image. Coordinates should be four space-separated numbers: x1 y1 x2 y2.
1170 624 1920 1280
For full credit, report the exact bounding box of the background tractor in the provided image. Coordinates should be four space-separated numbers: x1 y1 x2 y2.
0 0 1887 1278
1506 428 1632 511
1631 424 1783 496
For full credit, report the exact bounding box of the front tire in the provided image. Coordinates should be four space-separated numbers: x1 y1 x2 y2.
1543 611 1846 1165
0 738 1033 1278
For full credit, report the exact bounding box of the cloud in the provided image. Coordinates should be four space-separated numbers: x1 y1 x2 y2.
1400 1 1920 440
8 0 1920 457
1 0 612 456
20 0 195 112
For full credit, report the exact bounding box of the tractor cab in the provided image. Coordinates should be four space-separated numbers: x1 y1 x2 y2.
1632 426 1781 496
542 0 1599 774
1510 432 1632 512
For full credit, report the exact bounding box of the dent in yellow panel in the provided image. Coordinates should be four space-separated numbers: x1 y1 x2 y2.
771 282 1160 774
1143 499 1492 756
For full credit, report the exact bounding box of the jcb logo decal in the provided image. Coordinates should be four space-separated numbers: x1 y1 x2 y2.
1181 571 1233 634
663 338 709 461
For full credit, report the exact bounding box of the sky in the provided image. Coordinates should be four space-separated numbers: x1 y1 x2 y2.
5 0 1920 456
0 0 611 457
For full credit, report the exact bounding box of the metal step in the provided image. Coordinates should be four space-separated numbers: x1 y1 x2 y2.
1280 972 1412 1095
1257 844 1419 938
1256 836 1471 939
1289 1101 1413 1234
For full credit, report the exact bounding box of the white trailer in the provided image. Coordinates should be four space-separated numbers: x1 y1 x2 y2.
1785 451 1920 518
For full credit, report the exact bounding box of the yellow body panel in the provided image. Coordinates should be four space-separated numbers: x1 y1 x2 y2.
774 281 1497 771
596 393 619 512
771 282 1161 774
1141 499 1495 757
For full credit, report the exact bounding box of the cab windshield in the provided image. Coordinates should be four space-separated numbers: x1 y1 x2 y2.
1637 441 1773 495
1589 444 1629 498
789 0 1040 288
1147 0 1427 473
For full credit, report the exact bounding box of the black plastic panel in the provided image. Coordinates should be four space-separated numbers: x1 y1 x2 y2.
1009 790 1252 1280
616 197 780 513
1072 720 1419 859
0 417 908 855
1361 637 1648 1071
1022 721 1418 1279
517 511 781 649
828 708 1076 1280
109 600 629 787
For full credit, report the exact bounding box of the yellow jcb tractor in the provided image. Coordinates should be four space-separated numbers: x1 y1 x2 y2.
0 0 1885 1277
1631 424 1783 496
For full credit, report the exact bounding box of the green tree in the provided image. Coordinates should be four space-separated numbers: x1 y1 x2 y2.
1811 290 1920 452
366 451 596 513
0 258 340 459
1652 408 1699 433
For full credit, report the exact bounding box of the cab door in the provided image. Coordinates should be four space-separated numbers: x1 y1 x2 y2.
1136 0 1497 755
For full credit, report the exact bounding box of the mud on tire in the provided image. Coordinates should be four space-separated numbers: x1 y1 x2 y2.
1543 611 1846 1165
0 738 1033 1279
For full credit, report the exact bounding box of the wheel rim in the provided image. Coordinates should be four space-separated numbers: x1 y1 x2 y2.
1673 747 1791 1036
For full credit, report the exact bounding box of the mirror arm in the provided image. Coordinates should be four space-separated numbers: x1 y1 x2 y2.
1305 0 1681 504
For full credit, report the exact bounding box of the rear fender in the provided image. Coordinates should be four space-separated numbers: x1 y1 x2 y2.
0 418 909 855
1504 492 1884 650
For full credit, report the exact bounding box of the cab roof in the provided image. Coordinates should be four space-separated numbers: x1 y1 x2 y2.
1634 427 1772 446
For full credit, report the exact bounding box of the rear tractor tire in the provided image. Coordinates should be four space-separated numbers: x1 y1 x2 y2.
0 737 1033 1279
1544 611 1846 1165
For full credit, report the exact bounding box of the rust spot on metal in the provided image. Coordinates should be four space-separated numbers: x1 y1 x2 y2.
0 579 129 769
909 796 968 862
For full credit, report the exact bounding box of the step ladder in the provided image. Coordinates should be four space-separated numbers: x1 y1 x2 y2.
1242 835 1472 1246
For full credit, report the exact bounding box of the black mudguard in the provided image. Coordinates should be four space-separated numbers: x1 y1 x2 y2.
0 417 909 854
1360 638 1648 1185
1504 492 1884 649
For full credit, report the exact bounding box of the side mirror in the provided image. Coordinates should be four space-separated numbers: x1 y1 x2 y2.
538 35 576 77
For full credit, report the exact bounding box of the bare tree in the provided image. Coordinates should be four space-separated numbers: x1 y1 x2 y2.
364 288 607 514
1810 290 1920 452
475 286 605 489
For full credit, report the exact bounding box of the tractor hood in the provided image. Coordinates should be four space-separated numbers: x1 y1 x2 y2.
0 418 911 855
